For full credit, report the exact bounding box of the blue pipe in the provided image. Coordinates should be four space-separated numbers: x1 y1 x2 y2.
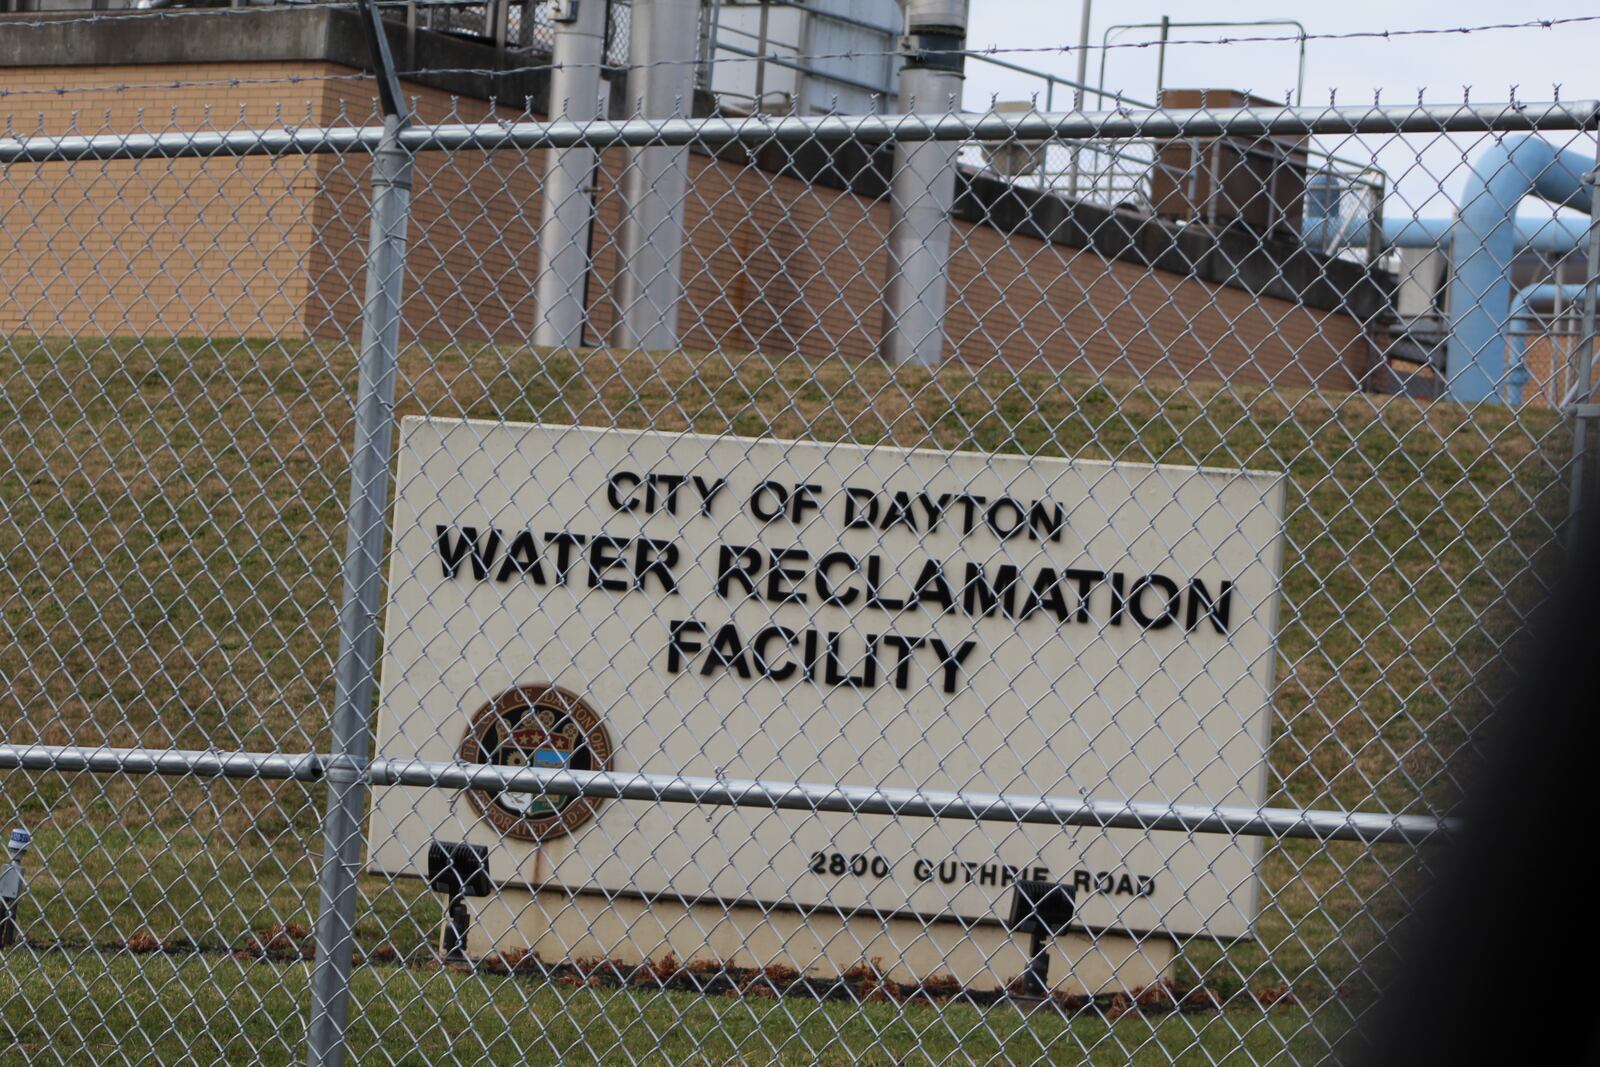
1301 213 1588 254
1507 282 1586 406
1444 136 1593 404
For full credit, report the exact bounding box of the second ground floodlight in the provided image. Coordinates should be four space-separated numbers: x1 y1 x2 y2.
1008 880 1076 998
427 840 493 964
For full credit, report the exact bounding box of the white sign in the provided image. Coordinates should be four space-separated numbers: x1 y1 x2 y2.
368 418 1286 939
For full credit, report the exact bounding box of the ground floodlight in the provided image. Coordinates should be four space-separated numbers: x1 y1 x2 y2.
427 840 491 964
1008 880 1076 997
0 828 29 949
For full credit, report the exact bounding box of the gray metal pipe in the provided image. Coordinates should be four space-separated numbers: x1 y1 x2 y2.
614 0 699 351
305 112 413 1067
368 759 1449 844
532 0 608 348
0 744 1453 845
0 745 324 781
880 0 969 367
5 104 1595 164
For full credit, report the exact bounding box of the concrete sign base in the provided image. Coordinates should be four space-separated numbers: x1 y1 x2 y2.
463 888 1177 995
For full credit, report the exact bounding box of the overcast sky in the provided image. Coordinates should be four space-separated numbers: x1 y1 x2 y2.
964 2 1600 107
959 2 1600 213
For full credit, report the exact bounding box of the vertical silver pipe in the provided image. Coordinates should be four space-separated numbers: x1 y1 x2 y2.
615 0 699 351
753 0 770 112
1155 15 1169 100
533 0 608 348
1073 1 1092 98
698 0 721 95
1067 0 1091 197
1569 135 1600 556
304 115 413 1067
880 0 968 367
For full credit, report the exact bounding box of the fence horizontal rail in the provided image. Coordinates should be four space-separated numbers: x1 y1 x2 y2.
1 102 1594 164
0 743 1454 845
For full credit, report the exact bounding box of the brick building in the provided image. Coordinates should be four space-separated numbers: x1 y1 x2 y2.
1 7 1387 393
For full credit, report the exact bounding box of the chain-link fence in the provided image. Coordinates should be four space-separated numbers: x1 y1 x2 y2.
0 39 1594 1064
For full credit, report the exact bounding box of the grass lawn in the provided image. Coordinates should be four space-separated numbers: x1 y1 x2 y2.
0 334 1574 1058
0 949 1335 1066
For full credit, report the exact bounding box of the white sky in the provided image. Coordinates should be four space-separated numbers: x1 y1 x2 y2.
964 2 1600 108
960 2 1600 214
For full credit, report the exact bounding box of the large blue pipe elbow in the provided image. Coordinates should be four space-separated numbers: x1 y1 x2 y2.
1445 136 1593 404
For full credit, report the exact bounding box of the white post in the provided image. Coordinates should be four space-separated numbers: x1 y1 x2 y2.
615 0 699 351
1068 0 1091 198
533 0 609 348
880 0 968 366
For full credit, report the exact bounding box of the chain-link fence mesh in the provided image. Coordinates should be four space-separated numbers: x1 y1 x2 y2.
0 34 1594 1065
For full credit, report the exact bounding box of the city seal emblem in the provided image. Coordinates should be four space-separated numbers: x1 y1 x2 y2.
459 684 613 841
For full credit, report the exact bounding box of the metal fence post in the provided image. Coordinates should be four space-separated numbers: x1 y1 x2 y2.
304 111 413 1067
1567 122 1600 554
305 6 414 1064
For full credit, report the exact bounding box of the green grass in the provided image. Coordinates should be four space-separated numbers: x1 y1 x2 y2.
0 950 1335 1066
0 333 1574 1058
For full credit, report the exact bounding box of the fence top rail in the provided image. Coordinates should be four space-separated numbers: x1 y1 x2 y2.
0 742 1455 845
1 101 1594 164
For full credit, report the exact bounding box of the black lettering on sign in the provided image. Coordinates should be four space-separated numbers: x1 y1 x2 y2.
750 482 788 522
691 475 727 517
716 544 762 597
587 535 631 592
962 562 1020 618
665 620 706 674
816 551 860 606
1129 574 1181 630
633 538 680 593
1185 578 1234 633
606 471 641 511
843 487 878 529
542 531 588 580
495 530 546 584
809 851 891 879
436 525 501 580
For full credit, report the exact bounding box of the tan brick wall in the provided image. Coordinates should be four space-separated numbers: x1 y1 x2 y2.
676 155 890 362
0 63 330 339
306 78 548 345
3 60 1368 393
667 156 1362 388
946 219 1364 389
1516 333 1590 408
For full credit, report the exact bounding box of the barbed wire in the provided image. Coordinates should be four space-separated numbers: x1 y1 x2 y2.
0 69 1586 116
0 72 378 103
